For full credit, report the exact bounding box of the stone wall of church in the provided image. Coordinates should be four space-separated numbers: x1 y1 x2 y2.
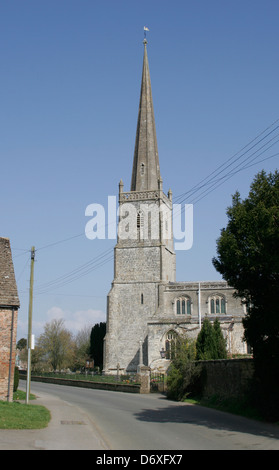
104 277 247 374
114 246 161 282
147 317 247 373
147 282 247 371
115 193 176 284
105 191 246 374
104 281 159 373
161 282 245 318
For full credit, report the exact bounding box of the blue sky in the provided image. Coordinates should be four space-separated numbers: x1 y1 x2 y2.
1 0 279 341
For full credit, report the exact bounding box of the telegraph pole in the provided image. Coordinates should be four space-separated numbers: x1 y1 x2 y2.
26 246 35 404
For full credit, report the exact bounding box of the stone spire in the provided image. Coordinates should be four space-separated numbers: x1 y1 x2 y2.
130 39 161 191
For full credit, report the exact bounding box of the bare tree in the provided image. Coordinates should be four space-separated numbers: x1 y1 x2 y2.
37 318 75 371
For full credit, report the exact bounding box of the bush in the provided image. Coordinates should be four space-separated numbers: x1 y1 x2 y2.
166 337 203 401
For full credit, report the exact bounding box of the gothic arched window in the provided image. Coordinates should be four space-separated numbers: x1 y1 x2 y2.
165 330 178 359
176 296 191 315
209 295 226 314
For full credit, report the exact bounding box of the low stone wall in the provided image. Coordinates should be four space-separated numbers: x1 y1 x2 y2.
20 359 254 398
19 374 141 393
199 358 254 399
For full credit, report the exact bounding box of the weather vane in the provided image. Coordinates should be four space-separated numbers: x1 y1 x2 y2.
143 26 149 43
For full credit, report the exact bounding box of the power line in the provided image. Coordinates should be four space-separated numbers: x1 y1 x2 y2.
36 212 117 253
173 118 279 205
170 119 279 223
16 254 30 282
191 151 279 206
36 233 84 252
34 247 113 294
188 135 279 206
20 118 279 297
32 118 279 257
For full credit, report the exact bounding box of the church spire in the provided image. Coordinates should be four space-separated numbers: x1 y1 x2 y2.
130 39 161 191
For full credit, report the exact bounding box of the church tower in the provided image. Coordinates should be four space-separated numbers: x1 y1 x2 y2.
103 39 176 373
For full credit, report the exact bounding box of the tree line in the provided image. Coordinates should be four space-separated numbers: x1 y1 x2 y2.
17 320 106 373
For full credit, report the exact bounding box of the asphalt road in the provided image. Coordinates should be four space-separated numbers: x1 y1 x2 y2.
19 380 279 450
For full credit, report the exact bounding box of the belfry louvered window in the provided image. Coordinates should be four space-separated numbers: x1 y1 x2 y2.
137 210 143 229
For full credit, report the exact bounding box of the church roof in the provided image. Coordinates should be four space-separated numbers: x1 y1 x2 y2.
0 238 20 308
130 39 161 191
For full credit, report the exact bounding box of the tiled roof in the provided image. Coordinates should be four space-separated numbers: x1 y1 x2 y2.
0 238 20 307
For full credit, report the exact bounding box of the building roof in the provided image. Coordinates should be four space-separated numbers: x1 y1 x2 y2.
0 238 20 308
130 39 161 192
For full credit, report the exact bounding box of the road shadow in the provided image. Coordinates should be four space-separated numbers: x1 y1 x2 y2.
133 397 279 441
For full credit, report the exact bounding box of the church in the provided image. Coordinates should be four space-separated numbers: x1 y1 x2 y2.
103 39 247 374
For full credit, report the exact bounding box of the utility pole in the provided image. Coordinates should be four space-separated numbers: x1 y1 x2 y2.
26 246 35 405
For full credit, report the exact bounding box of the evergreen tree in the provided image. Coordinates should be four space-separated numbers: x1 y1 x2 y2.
213 318 227 359
196 318 227 360
196 318 216 360
90 322 106 370
213 170 279 420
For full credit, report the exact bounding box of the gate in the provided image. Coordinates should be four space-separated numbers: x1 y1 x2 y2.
150 372 166 392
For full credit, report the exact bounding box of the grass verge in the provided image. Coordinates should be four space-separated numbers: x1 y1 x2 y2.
0 390 51 430
13 389 36 401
